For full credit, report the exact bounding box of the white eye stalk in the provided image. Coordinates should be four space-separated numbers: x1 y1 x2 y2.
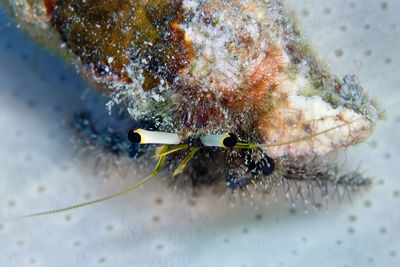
128 129 181 145
128 130 239 148
200 133 238 148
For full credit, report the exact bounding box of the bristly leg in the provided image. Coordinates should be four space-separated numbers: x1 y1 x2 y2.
168 147 372 208
256 156 372 208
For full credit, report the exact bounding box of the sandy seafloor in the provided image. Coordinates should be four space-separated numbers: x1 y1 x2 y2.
0 0 399 267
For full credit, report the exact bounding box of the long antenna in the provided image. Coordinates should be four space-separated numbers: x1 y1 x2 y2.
17 151 168 219
234 118 368 149
16 143 194 219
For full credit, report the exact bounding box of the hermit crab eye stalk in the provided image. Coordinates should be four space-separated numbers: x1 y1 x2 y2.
200 133 238 148
127 129 181 145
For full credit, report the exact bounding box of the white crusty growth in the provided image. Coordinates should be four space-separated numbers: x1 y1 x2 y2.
178 0 378 157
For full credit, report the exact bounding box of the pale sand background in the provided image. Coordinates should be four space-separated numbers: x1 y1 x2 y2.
0 1 399 266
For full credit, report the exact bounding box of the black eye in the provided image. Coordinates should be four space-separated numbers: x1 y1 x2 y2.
222 133 238 148
127 130 141 144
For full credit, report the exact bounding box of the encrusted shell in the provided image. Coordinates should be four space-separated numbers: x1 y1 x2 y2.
5 0 380 158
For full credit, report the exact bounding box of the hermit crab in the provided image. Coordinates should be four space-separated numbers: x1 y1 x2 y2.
2 0 381 216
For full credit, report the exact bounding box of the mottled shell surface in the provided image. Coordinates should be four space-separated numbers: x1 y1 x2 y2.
5 0 380 159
